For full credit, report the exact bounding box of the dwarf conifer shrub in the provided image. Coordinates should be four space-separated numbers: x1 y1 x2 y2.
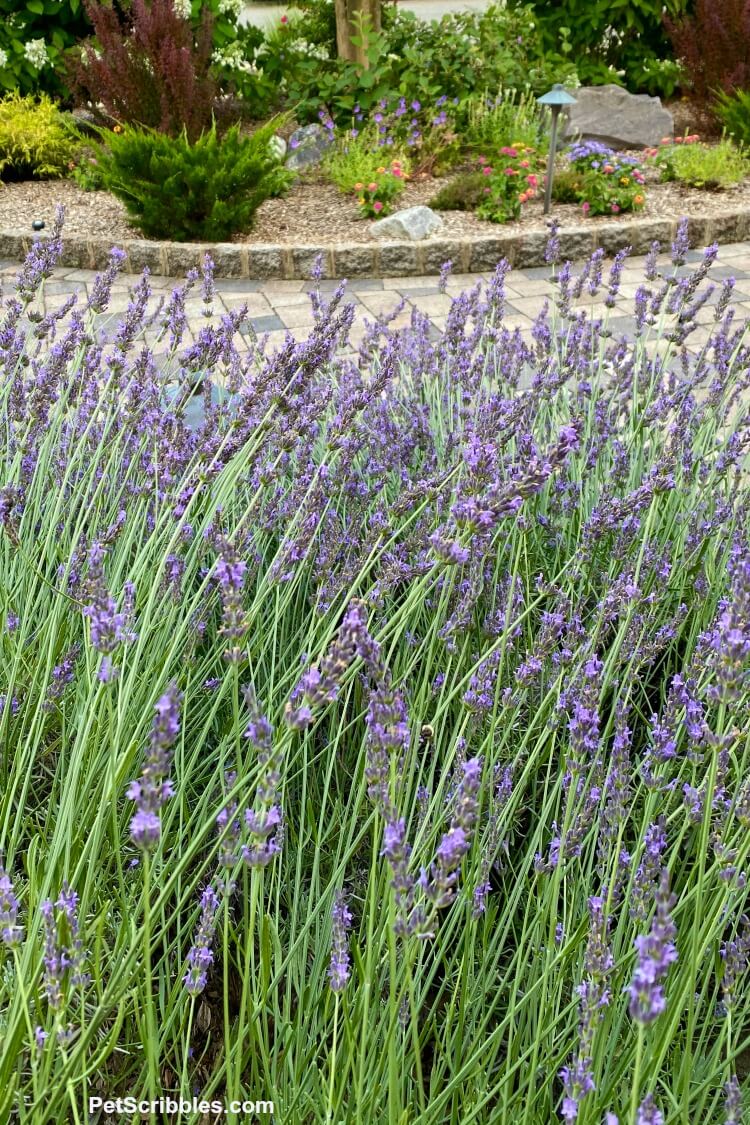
95 119 292 241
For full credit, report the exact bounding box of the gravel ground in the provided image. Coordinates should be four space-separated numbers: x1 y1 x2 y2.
2 165 749 247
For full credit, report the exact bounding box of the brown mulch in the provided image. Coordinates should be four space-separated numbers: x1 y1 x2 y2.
1 148 749 248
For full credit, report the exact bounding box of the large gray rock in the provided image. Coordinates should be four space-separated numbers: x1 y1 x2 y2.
370 206 444 242
286 124 334 171
562 85 673 149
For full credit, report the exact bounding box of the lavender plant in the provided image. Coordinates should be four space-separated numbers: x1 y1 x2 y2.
0 217 750 1123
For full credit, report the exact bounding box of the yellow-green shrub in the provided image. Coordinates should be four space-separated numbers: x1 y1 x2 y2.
0 92 77 181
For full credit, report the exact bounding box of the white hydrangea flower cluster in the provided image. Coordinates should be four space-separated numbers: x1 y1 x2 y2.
173 0 192 19
217 0 243 20
290 37 329 61
211 42 257 74
23 38 49 69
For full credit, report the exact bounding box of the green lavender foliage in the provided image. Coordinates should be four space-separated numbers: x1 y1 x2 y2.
94 119 293 240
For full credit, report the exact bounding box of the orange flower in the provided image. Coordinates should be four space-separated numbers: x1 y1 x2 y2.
354 182 364 191
634 193 644 205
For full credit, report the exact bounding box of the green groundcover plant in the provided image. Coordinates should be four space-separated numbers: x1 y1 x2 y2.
651 135 750 191
2 216 750 1123
93 119 292 241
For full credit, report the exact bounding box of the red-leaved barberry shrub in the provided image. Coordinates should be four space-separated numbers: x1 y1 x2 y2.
71 0 219 142
665 0 750 104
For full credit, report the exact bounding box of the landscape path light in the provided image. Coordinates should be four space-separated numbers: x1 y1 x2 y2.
537 83 577 215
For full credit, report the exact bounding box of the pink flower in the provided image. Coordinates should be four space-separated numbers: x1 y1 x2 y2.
280 13 288 22
581 201 590 214
373 201 383 212
611 202 620 213
526 174 538 187
482 165 492 176
367 182 378 192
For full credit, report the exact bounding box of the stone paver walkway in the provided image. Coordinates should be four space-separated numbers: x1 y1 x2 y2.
4 241 750 356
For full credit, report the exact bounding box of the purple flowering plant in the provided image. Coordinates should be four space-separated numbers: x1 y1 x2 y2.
1 219 750 1121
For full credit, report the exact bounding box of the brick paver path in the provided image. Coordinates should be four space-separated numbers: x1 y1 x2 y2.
4 241 750 355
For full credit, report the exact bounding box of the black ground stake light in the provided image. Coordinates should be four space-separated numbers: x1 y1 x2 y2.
537 84 577 215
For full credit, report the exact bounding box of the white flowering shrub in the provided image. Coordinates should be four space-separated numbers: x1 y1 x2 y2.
0 0 89 96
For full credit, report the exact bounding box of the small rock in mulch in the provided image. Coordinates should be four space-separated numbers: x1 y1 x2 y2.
370 205 444 241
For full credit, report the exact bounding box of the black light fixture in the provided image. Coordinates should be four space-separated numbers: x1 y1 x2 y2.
31 219 45 231
536 84 578 215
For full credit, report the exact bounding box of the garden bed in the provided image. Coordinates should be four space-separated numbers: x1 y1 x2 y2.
2 173 750 279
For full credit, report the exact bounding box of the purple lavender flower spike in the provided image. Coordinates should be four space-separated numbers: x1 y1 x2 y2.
240 687 283 868
671 217 689 266
183 884 221 995
560 1055 595 1121
127 682 182 850
214 535 248 664
0 862 23 948
41 884 88 1010
724 1075 742 1124
629 869 678 1024
328 890 353 993
636 1094 664 1125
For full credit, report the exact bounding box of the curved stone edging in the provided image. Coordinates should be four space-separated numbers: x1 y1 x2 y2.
1 211 748 279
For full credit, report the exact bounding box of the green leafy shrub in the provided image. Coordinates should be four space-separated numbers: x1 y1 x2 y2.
94 119 293 241
323 127 410 195
0 0 91 97
716 89 750 147
258 3 577 124
429 171 490 211
0 92 77 180
463 90 549 155
652 135 750 190
509 0 689 96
